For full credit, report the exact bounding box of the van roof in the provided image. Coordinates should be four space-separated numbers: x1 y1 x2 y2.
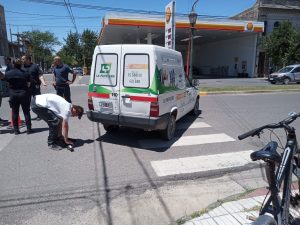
95 44 180 54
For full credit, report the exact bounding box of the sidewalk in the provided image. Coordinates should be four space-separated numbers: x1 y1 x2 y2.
183 187 300 225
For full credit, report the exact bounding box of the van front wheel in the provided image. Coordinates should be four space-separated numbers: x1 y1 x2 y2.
103 124 119 133
160 115 176 140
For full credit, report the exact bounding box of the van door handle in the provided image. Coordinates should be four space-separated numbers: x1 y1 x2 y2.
122 95 130 98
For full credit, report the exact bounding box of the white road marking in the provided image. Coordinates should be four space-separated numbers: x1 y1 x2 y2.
177 121 211 130
139 133 235 149
151 150 254 177
0 131 14 152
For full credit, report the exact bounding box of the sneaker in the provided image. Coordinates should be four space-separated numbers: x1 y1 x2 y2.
14 130 21 135
36 117 41 121
48 144 62 151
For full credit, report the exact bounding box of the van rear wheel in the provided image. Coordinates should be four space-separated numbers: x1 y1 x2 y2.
191 98 199 115
103 124 119 133
160 115 176 140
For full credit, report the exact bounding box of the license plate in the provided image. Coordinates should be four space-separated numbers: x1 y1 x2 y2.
269 78 274 80
99 101 112 112
100 102 111 108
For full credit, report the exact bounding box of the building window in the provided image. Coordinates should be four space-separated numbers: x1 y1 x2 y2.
274 21 280 28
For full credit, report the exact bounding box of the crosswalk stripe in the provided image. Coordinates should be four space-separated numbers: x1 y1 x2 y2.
0 132 14 152
139 133 235 149
151 150 254 177
177 121 211 130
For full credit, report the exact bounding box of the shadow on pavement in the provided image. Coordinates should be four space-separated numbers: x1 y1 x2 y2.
73 138 94 148
96 113 202 152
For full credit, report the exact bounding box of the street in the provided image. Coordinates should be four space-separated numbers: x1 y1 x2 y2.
1 76 300 225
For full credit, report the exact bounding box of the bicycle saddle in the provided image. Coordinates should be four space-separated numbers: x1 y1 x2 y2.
250 141 281 163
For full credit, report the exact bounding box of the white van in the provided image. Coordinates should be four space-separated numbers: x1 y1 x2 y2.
87 44 199 140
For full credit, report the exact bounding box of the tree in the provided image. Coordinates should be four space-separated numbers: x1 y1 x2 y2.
261 21 300 69
58 29 98 70
81 29 98 68
62 31 82 67
23 30 60 70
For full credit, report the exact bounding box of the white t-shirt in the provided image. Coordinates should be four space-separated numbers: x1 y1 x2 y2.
33 94 72 122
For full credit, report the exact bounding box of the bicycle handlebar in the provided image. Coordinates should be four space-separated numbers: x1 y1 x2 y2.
238 112 300 140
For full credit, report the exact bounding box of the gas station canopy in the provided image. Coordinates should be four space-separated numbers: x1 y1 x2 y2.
98 13 264 47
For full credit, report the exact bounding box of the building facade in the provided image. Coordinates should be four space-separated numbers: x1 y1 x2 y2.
98 12 264 78
233 0 300 76
0 4 9 58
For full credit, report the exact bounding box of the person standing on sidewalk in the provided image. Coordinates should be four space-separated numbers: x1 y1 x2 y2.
31 93 83 150
21 54 47 120
4 59 32 134
52 56 76 103
0 70 8 124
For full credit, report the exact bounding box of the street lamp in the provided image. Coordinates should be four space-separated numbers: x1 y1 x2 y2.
188 1 198 82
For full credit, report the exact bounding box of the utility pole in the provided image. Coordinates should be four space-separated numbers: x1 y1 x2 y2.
9 25 15 59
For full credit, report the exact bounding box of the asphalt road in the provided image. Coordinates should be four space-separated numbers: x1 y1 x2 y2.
1 76 300 225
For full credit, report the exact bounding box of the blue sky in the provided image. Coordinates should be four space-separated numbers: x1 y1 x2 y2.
1 0 256 51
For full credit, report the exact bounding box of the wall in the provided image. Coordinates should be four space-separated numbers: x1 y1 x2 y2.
261 8 300 34
193 34 258 77
0 5 8 57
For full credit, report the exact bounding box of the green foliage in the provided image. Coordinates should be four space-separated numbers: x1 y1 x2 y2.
22 30 60 70
81 29 98 68
58 29 98 69
261 21 300 68
61 31 82 66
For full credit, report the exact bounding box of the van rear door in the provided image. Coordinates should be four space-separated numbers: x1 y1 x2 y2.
91 46 121 116
119 46 155 121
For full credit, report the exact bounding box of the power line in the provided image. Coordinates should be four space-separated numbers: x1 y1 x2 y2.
63 0 78 33
12 2 232 20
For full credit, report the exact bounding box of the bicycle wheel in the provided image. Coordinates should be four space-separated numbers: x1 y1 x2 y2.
281 160 294 224
251 215 277 225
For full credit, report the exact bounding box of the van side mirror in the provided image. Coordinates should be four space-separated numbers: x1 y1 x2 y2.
192 79 200 88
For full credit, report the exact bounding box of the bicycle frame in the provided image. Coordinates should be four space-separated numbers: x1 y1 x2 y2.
259 129 298 225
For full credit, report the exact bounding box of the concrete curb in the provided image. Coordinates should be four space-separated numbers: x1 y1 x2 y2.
199 89 300 96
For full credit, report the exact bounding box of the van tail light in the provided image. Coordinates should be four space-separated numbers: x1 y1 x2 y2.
150 102 159 117
88 96 94 110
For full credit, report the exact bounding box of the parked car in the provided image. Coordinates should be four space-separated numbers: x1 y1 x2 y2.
73 67 83 76
268 64 300 84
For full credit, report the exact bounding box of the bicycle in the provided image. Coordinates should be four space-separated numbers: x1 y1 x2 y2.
238 112 300 225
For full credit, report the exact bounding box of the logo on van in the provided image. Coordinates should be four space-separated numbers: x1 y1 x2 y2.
100 64 111 73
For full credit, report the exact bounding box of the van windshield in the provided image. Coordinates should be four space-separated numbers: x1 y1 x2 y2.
278 66 293 73
94 53 118 86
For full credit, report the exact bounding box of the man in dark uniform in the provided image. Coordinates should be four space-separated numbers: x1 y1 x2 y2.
52 56 76 103
4 59 32 134
21 55 47 120
0 70 7 124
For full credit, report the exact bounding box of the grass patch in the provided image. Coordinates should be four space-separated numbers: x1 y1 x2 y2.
244 205 261 212
171 188 256 225
200 85 300 93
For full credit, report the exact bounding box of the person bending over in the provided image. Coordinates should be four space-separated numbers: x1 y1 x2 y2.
31 93 83 150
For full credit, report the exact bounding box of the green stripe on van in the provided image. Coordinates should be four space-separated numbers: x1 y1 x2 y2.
151 66 179 94
88 84 112 93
